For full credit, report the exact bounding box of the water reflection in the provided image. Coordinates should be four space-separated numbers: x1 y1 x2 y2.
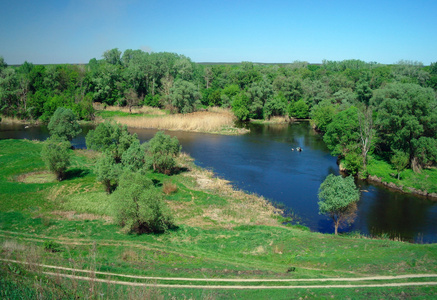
1 121 436 243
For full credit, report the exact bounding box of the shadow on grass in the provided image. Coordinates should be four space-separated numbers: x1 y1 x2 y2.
65 168 90 180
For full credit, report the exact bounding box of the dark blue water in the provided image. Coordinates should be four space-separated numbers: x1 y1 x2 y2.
1 122 436 243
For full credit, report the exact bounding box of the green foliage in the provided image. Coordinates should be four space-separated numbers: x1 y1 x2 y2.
372 83 437 170
263 92 287 119
112 172 174 234
121 140 146 172
169 79 201 113
391 150 409 180
231 92 250 121
43 240 61 252
94 152 121 193
309 100 338 132
323 106 360 157
86 121 138 161
47 107 82 141
288 99 309 119
41 136 71 181
144 131 181 174
318 174 360 235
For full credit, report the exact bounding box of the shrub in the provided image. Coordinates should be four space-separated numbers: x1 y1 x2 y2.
47 107 81 141
44 240 61 253
121 140 146 172
144 131 181 174
41 136 71 181
112 172 174 234
94 152 121 193
86 121 138 161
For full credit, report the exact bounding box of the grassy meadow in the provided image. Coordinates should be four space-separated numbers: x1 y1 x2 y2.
1 139 437 299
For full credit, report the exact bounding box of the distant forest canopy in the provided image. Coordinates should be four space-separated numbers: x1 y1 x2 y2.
1 49 437 174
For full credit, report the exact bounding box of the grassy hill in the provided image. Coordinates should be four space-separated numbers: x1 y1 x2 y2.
1 139 436 299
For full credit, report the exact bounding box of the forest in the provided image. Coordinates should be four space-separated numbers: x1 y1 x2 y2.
1 49 437 177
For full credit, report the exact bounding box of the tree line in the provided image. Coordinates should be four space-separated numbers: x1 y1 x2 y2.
1 50 437 175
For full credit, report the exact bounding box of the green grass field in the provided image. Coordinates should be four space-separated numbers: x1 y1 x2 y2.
1 139 436 299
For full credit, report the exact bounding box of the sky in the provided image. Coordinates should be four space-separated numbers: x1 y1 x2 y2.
1 0 436 65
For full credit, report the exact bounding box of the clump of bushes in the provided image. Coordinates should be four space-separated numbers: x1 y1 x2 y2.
41 136 71 181
112 172 174 234
144 131 181 175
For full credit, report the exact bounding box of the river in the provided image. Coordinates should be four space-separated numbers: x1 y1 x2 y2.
1 121 436 243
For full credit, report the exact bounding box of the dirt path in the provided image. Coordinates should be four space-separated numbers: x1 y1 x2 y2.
2 258 437 289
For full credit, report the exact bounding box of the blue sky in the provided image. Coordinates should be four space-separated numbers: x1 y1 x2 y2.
1 0 436 65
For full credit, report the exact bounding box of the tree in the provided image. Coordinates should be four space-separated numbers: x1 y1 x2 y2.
391 150 409 180
103 48 122 65
288 99 309 119
86 121 138 161
357 105 375 171
231 92 250 121
144 131 181 174
41 136 71 181
94 152 121 193
318 174 360 235
48 107 82 141
124 88 140 113
323 107 360 155
112 172 174 234
121 140 146 172
372 83 437 171
169 79 201 113
309 100 338 133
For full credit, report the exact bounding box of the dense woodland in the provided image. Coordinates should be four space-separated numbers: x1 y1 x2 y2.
1 49 437 176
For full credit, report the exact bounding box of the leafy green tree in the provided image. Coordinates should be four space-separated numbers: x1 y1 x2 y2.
48 107 82 141
144 131 181 174
86 121 138 161
94 152 121 193
41 136 71 181
323 107 360 156
318 174 360 235
103 48 122 65
121 140 147 172
112 172 174 234
372 83 437 171
309 100 338 133
0 67 19 117
231 92 250 121
263 93 287 119
247 78 273 119
288 99 309 119
169 79 201 113
391 150 409 180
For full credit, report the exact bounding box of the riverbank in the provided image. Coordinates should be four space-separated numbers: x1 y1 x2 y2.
1 138 437 298
366 156 437 200
97 105 249 135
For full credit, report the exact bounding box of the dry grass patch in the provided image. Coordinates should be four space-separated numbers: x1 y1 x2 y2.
114 110 248 135
51 210 112 222
171 154 282 229
163 181 178 195
16 171 57 183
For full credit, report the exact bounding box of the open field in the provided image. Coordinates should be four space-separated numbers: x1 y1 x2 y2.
1 139 436 299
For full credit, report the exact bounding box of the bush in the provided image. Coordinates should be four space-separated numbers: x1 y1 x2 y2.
112 172 174 234
44 240 61 253
144 131 181 174
41 136 71 181
121 140 146 172
86 121 138 161
94 152 121 193
47 107 81 141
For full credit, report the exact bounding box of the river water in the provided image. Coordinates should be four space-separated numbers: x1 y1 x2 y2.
1 121 436 243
